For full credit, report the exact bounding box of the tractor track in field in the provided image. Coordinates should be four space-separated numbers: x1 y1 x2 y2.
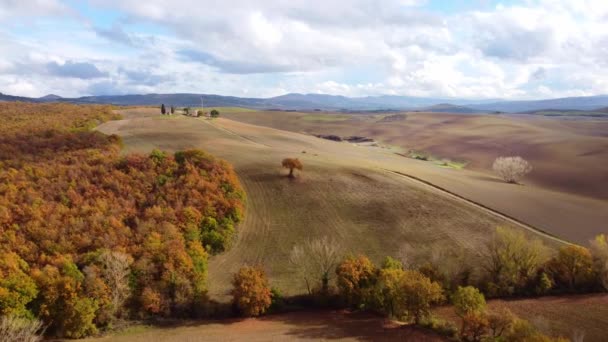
382 169 572 246
200 118 272 148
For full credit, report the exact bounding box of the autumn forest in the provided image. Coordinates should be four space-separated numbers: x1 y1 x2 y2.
0 103 245 338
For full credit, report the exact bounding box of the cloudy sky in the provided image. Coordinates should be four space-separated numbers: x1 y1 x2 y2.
1 0 607 99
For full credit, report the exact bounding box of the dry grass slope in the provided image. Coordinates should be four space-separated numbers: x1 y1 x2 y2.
221 110 608 200
218 110 608 244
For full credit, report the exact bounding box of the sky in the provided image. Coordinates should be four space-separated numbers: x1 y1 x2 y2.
0 0 607 99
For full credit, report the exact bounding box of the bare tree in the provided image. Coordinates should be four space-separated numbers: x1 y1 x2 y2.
492 156 532 184
0 316 44 342
98 251 133 316
289 237 342 294
571 330 585 342
397 242 475 290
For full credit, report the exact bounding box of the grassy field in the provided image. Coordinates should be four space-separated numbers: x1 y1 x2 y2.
220 110 608 201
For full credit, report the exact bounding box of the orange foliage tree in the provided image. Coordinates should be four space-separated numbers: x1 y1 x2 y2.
281 158 303 178
335 255 377 307
230 266 272 317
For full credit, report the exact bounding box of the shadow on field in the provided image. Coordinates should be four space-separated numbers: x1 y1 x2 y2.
468 174 509 184
261 310 446 341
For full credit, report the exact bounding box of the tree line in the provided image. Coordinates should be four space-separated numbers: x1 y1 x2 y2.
229 230 608 341
161 104 220 118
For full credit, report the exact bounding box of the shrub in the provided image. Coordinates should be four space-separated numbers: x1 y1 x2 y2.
452 286 486 338
460 312 489 342
376 267 403 315
140 287 162 314
230 266 272 317
381 256 403 270
547 245 595 292
335 255 377 308
483 227 550 296
419 316 458 338
269 287 285 313
487 305 516 338
210 109 220 118
398 270 444 324
590 234 608 291
0 253 38 318
506 318 569 341
452 286 486 317
492 156 532 183
0 316 44 342
32 261 99 338
535 272 554 295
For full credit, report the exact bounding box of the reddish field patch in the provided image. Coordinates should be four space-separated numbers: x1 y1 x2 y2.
88 310 447 341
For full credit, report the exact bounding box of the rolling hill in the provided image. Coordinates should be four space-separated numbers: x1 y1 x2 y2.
97 108 608 301
469 95 608 113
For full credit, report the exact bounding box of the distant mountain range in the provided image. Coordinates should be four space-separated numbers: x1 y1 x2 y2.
2 91 608 114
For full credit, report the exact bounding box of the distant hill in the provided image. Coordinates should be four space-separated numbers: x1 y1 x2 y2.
38 94 63 101
469 95 608 113
0 92 36 102
417 103 482 114
266 93 494 110
521 109 608 117
2 91 608 113
73 93 269 108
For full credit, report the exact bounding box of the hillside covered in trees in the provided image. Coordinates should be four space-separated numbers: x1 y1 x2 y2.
0 103 245 338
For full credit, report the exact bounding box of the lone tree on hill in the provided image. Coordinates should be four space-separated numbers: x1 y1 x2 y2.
492 156 532 184
210 109 220 118
160 104 166 115
282 158 303 178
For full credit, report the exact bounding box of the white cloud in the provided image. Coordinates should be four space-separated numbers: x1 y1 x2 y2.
0 0 608 99
0 0 70 19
